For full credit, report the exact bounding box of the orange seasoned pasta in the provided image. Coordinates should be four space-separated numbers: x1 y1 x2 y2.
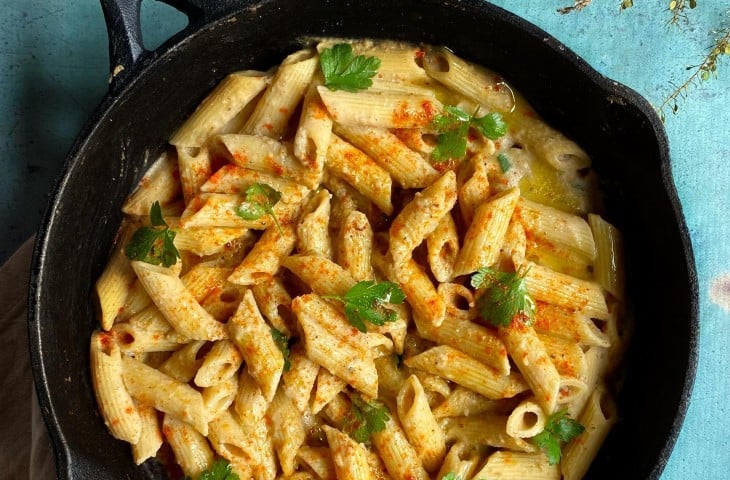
91 38 626 479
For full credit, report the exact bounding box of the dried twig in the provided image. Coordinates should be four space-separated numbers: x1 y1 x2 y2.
668 0 697 27
557 0 593 15
658 26 730 120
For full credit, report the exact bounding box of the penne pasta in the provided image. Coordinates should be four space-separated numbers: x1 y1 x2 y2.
475 451 560 479
333 123 440 188
121 355 209 435
293 76 333 173
426 213 459 283
371 415 430 480
422 46 515 112
589 213 625 301
396 375 446 472
131 261 227 341
405 345 528 400
511 114 591 172
92 38 628 479
323 425 375 480
499 320 561 414
326 134 393 215
389 170 457 269
170 71 270 148
452 187 520 277
318 86 442 129
90 331 141 444
131 404 162 464
228 290 284 401
122 151 182 216
293 294 378 398
162 414 215 478
241 51 318 138
336 209 375 282
95 221 138 331
227 223 297 285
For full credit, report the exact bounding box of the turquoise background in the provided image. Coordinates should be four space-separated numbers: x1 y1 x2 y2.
1 0 728 478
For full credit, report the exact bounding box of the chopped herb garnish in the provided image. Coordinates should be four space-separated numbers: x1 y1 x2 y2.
182 459 240 480
472 111 509 140
324 280 406 332
343 394 390 443
271 327 292 371
441 474 462 480
497 152 512 173
320 43 381 92
124 201 180 268
471 266 536 328
234 182 283 233
532 409 585 465
431 106 508 162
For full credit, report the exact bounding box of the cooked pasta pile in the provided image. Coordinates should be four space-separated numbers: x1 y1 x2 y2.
92 39 627 480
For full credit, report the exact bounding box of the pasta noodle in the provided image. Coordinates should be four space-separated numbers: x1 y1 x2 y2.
90 38 627 479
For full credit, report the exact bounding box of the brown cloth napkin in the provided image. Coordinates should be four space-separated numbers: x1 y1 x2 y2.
0 237 55 479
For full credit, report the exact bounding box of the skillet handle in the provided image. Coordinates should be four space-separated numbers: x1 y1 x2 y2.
99 0 239 92
100 0 145 90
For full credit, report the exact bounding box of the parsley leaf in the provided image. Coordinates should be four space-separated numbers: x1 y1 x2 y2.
533 430 563 465
320 43 381 92
533 409 585 465
124 201 180 268
471 111 508 140
343 394 390 443
182 459 240 480
270 327 292 371
497 152 512 173
234 182 283 234
441 474 462 480
430 106 508 162
324 280 406 332
471 266 536 328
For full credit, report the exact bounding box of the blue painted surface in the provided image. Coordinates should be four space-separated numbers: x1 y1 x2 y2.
1 0 728 478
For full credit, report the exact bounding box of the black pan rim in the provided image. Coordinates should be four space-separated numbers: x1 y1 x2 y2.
28 0 700 477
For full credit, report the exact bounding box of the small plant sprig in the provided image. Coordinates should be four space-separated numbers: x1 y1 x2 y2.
320 43 381 92
532 409 585 465
659 25 730 120
471 266 536 328
124 201 180 268
430 106 508 162
234 182 284 233
182 459 239 480
343 394 390 443
324 280 406 333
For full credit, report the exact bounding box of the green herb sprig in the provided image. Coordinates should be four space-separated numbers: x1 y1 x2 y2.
532 409 585 465
441 473 489 480
324 280 406 333
431 106 507 162
441 474 462 480
182 459 240 480
320 43 381 92
344 394 390 443
124 201 180 268
271 327 292 371
234 182 283 233
497 152 512 173
471 266 536 328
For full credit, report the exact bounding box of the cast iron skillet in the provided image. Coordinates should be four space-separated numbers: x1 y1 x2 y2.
29 0 698 478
